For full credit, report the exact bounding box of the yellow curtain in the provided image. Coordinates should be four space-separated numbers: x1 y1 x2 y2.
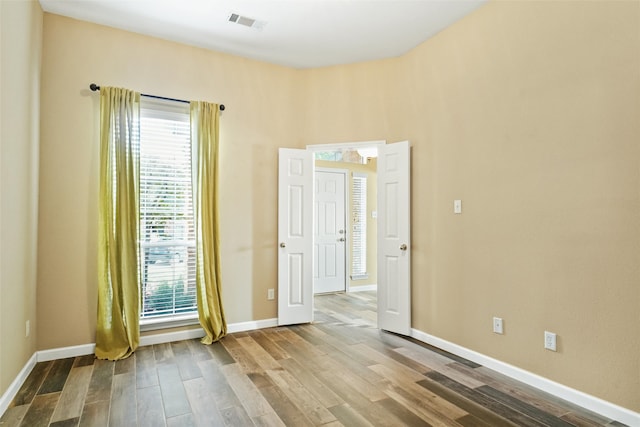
96 87 141 360
190 101 227 344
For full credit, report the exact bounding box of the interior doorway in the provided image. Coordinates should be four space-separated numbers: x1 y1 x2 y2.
310 142 382 322
278 140 411 335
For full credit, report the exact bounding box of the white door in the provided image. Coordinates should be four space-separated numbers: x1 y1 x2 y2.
314 170 346 294
377 141 411 335
278 148 314 325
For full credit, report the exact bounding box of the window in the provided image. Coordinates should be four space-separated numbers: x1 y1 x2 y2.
351 173 368 280
139 99 197 328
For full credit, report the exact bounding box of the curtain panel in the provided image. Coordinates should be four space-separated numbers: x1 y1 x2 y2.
190 101 227 344
96 87 141 360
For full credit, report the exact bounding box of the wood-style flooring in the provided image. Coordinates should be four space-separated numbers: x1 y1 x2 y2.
0 291 627 426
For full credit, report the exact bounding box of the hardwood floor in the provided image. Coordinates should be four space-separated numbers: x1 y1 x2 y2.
0 291 627 426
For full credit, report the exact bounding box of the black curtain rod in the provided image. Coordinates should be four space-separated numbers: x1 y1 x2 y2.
89 83 225 111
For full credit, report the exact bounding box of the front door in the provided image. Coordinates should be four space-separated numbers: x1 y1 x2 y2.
314 169 346 294
277 148 314 325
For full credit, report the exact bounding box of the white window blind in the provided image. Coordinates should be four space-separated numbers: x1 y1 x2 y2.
351 173 367 280
139 99 197 323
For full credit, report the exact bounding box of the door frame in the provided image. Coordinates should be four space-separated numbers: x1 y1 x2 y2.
307 141 386 294
314 167 349 294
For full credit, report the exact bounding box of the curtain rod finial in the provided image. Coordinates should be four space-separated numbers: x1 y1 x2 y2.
220 104 225 111
90 83 100 91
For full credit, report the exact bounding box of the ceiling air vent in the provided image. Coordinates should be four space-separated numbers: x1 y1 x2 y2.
228 12 266 30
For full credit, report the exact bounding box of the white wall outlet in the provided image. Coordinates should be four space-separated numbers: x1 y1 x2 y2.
544 331 557 351
26 320 30 338
454 199 462 214
492 317 503 334
267 289 275 300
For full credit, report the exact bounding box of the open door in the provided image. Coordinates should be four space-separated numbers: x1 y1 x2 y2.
278 148 314 325
377 141 411 335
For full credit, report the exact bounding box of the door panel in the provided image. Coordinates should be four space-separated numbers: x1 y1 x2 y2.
377 141 411 335
314 170 346 294
278 148 314 325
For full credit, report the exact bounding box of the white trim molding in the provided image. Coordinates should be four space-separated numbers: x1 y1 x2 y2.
348 284 377 292
0 353 37 417
411 328 640 427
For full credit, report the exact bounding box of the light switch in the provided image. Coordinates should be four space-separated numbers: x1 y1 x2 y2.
454 200 462 214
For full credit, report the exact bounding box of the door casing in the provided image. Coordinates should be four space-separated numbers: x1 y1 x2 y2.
278 140 411 334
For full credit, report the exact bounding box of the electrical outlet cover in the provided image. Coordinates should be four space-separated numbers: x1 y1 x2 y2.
544 331 557 351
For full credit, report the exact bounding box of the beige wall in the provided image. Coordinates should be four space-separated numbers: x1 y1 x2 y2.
34 0 639 413
37 14 301 350
316 159 378 288
0 0 42 396
303 0 639 412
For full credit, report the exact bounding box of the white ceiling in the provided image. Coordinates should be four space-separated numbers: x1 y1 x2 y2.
39 0 487 69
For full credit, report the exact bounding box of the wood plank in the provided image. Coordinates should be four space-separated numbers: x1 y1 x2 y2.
377 397 432 427
185 339 212 362
328 403 375 427
51 365 93 422
221 335 264 374
237 336 281 371
219 406 256 427
221 363 274 418
38 358 75 395
0 404 29 426
136 386 166 427
381 382 467 426
20 392 60 427
166 413 196 427
252 412 286 427
157 363 191 418
113 355 135 375
420 373 547 427
198 358 244 411
265 368 337 426
207 340 236 365
79 400 110 427
73 355 96 368
85 359 114 404
358 343 427 382
277 357 343 409
171 341 202 381
248 330 290 360
109 372 136 427
476 385 575 427
254 384 314 427
415 371 517 427
135 345 158 389
394 346 485 389
49 417 80 427
11 361 52 405
153 343 174 364
183 377 226 426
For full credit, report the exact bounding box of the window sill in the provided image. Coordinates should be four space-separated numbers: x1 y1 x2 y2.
140 313 199 332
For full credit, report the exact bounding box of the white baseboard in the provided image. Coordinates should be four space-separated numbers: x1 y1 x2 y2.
227 318 278 333
411 328 640 427
0 353 36 417
348 284 377 292
37 344 96 362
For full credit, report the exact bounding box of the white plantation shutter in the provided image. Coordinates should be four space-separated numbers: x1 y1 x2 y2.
351 173 367 279
139 99 197 323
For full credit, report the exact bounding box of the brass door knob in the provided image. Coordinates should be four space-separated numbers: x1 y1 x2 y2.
280 242 286 248
400 244 407 251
